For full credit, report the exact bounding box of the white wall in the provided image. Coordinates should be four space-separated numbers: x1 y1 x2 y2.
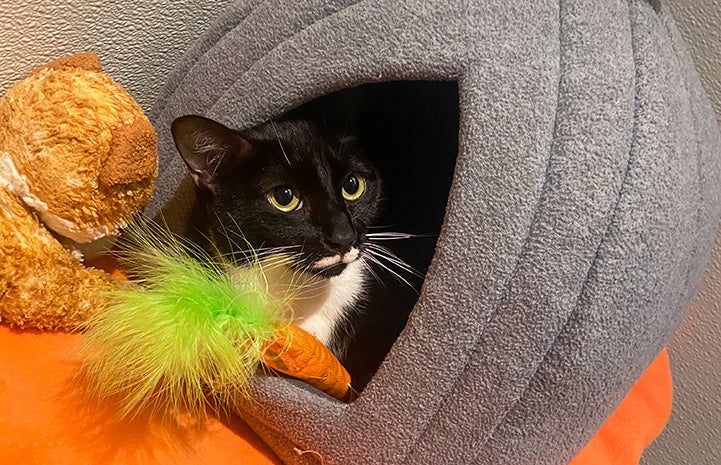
0 0 234 110
643 2 721 464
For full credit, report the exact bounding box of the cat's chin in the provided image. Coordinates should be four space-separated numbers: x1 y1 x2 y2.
314 263 350 278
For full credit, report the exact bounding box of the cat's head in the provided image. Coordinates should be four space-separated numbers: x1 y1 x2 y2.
171 115 382 277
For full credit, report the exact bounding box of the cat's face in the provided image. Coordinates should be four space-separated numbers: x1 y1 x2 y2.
171 115 382 277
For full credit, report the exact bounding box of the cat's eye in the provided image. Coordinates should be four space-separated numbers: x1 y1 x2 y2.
342 173 366 201
268 186 302 212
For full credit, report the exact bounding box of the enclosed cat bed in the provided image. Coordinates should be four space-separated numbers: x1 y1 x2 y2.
146 0 721 464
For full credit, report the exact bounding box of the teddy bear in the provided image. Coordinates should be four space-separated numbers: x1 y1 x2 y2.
0 52 157 331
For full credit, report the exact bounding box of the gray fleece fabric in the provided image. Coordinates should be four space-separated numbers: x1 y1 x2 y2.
147 0 721 464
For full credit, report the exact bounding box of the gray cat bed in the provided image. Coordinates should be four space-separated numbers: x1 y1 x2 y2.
146 0 721 464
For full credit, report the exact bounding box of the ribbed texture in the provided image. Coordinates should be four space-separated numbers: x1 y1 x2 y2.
147 1 721 464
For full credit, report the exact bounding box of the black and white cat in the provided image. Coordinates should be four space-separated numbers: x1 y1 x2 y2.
171 114 382 355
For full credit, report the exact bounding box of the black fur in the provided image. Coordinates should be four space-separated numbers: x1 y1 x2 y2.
171 115 382 277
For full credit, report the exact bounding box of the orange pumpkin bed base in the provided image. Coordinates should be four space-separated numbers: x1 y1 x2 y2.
0 324 670 465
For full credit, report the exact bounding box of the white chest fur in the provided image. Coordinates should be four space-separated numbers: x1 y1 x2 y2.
290 260 366 348
231 259 366 351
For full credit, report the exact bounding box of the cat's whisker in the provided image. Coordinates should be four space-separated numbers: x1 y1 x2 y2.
360 257 387 290
366 232 431 241
287 268 318 295
256 259 297 274
269 260 327 301
273 271 333 304
256 244 303 252
209 213 261 263
287 288 330 303
366 243 419 272
364 251 418 292
270 120 292 166
375 254 422 279
365 243 424 279
218 242 303 263
253 249 303 263
366 254 417 292
220 214 304 263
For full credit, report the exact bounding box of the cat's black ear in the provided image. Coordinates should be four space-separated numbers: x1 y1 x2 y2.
171 115 251 193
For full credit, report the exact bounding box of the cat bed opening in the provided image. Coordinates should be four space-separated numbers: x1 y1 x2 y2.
146 1 721 464
337 81 459 388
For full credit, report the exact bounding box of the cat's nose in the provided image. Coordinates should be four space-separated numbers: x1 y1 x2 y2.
325 226 355 255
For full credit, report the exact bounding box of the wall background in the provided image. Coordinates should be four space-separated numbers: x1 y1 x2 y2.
0 1 719 463
643 2 721 464
0 0 234 110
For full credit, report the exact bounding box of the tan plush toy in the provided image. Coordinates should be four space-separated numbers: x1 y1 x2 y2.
0 52 157 330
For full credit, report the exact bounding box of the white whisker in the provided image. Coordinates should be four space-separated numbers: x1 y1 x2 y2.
361 257 386 290
366 232 429 240
270 121 292 166
365 243 424 279
364 250 418 292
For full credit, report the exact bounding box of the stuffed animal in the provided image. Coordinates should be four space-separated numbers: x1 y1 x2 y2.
0 52 157 331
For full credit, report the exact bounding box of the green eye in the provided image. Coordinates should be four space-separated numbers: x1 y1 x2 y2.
268 186 302 212
342 174 366 201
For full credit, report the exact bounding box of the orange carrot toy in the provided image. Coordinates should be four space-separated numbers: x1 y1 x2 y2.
264 324 353 401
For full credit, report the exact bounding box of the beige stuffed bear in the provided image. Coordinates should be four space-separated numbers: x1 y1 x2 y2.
0 52 157 330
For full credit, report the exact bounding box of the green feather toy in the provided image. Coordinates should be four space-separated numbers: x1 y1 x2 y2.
78 223 290 419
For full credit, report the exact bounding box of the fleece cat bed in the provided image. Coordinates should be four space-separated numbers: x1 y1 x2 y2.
146 0 721 464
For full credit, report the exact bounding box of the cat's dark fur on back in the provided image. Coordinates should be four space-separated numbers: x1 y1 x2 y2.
171 112 382 354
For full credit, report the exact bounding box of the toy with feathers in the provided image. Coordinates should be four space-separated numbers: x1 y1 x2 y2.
79 222 353 421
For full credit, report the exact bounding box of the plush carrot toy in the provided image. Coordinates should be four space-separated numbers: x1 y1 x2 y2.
79 224 352 420
264 324 353 401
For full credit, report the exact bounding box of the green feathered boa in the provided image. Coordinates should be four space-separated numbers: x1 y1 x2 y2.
78 223 290 419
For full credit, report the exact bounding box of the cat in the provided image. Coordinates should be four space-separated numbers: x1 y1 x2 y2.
171 114 383 356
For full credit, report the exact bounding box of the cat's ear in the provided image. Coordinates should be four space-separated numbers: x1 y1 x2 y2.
171 115 251 193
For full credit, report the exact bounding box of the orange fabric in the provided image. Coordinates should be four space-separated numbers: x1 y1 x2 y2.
0 325 281 465
569 349 673 465
0 324 673 465
264 324 353 401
